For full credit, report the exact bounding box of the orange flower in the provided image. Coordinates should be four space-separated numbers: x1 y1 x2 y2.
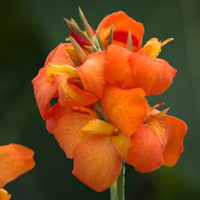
96 11 144 51
48 89 187 191
32 9 188 194
52 107 129 192
126 106 187 173
32 43 107 120
105 38 177 95
47 85 149 192
0 144 35 199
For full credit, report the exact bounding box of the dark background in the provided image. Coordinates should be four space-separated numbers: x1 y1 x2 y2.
1 0 200 199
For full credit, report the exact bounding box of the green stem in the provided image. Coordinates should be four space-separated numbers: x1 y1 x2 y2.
110 161 125 200
117 161 125 200
110 181 119 200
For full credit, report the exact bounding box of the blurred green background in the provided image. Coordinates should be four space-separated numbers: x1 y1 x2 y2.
1 0 200 199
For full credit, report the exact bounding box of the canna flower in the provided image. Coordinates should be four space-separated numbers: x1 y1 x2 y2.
105 38 177 95
32 8 188 195
48 92 187 192
47 85 149 192
126 105 187 172
32 43 107 120
51 105 129 192
0 144 35 199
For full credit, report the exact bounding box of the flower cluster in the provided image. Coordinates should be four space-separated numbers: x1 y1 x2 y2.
32 9 187 192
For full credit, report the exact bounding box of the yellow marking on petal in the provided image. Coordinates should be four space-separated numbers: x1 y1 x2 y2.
111 130 130 160
47 62 79 77
79 119 120 139
59 73 84 101
139 37 174 59
145 118 168 149
45 74 56 83
46 63 69 76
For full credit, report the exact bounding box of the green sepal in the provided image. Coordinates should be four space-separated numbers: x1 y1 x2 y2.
70 56 81 66
126 31 133 52
96 33 105 51
107 25 113 47
79 7 93 40
70 36 87 63
70 18 79 28
64 18 93 46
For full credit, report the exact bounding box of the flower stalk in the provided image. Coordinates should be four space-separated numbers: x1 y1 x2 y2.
110 161 125 200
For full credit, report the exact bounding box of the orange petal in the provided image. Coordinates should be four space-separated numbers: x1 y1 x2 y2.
72 134 122 192
46 103 99 133
32 67 65 120
130 53 177 95
102 84 149 137
105 45 136 88
126 123 163 173
58 74 99 107
77 51 107 98
46 103 72 133
53 112 95 158
96 11 144 51
161 115 187 166
0 144 35 188
51 43 76 67
0 189 11 200
44 48 56 68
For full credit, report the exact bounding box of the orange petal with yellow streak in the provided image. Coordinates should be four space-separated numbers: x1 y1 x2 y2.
32 67 65 120
105 45 136 88
0 189 11 200
77 51 107 98
126 123 164 173
53 112 96 158
145 117 170 151
46 103 99 133
96 11 144 51
58 75 99 107
72 134 122 192
130 53 177 95
111 131 130 161
102 84 149 137
0 144 35 188
161 115 187 166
